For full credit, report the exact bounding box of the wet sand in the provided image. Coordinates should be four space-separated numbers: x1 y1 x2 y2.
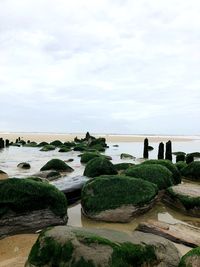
0 132 198 143
0 234 38 267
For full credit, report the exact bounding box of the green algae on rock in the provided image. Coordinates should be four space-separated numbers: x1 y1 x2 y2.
40 144 56 151
26 226 180 267
83 157 117 178
125 164 173 190
40 158 74 172
81 175 158 222
181 161 200 181
179 246 200 267
142 159 181 185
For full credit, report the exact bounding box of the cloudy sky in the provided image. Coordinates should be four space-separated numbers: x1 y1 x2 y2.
0 0 200 134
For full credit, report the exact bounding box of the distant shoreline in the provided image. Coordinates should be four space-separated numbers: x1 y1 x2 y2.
0 132 199 143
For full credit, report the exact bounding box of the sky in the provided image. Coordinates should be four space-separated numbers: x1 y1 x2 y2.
0 0 200 135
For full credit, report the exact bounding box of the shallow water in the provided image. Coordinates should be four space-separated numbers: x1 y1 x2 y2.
0 139 200 266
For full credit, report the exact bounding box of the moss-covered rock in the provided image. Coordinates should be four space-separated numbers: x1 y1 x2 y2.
63 141 76 148
40 159 74 172
175 161 187 173
163 183 200 217
26 226 180 267
120 153 135 159
179 246 200 267
0 178 68 237
172 151 186 156
114 163 135 172
37 141 49 147
142 159 181 185
188 152 200 158
81 175 158 222
181 161 200 181
83 157 117 178
125 164 173 190
80 152 101 163
89 144 105 152
32 170 61 181
40 144 56 151
58 146 71 152
0 178 67 218
50 140 63 147
23 142 38 147
73 144 88 151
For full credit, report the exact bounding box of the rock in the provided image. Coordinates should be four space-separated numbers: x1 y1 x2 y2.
137 219 200 247
40 144 56 151
80 152 101 163
81 175 158 222
0 170 8 180
40 159 74 172
17 162 31 169
10 143 21 147
58 146 71 152
37 141 49 147
178 247 200 267
172 152 186 156
120 153 135 160
32 170 61 181
148 145 154 151
125 164 173 190
181 161 200 181
83 157 117 178
113 144 119 147
0 178 68 238
50 140 63 147
142 159 181 185
23 142 38 147
163 183 200 217
25 226 180 267
52 176 89 205
89 144 106 152
175 161 187 173
73 144 87 151
114 162 135 172
65 158 74 162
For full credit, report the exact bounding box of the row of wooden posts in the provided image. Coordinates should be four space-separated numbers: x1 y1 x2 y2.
143 138 172 160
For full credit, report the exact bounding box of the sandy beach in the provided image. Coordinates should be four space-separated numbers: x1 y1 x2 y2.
0 132 199 143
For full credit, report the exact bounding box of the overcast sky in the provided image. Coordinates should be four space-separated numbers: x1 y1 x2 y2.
0 0 200 135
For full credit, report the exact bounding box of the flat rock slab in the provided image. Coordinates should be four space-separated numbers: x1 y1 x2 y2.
172 183 200 197
137 219 200 247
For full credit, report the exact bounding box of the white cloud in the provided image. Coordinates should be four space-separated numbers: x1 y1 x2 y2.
0 0 200 134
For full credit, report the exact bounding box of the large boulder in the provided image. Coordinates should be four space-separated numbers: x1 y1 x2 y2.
40 159 74 172
83 157 117 178
81 175 158 222
163 183 200 217
80 152 101 163
178 246 200 267
114 162 135 172
175 161 187 173
125 164 173 190
25 226 180 267
50 140 63 147
0 178 68 238
181 161 200 181
142 159 181 185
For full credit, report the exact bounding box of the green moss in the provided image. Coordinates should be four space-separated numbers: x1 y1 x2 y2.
80 152 101 163
83 157 117 178
166 187 200 210
23 142 38 147
63 141 76 148
58 146 71 152
181 161 200 180
120 153 134 159
179 246 200 267
0 178 67 218
40 144 56 151
40 158 74 172
89 144 106 152
172 151 186 156
29 236 73 266
114 163 135 171
81 175 158 214
142 159 181 185
73 144 88 151
26 176 48 183
37 141 49 147
188 152 200 158
125 164 173 190
50 140 63 147
175 161 187 173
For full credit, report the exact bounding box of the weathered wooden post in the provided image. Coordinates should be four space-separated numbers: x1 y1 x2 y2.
158 142 164 159
165 140 172 161
143 138 149 159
